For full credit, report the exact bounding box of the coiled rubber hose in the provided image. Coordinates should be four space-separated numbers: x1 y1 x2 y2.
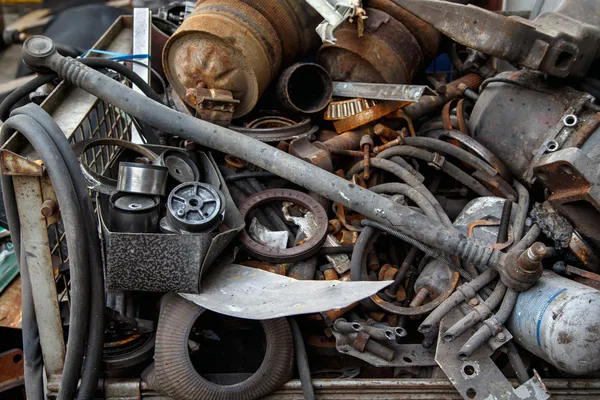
154 294 294 400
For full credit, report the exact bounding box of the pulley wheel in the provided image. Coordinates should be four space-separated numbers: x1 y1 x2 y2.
166 182 225 233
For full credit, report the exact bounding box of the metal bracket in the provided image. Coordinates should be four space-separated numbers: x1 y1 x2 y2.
436 307 550 400
331 330 437 367
304 0 357 44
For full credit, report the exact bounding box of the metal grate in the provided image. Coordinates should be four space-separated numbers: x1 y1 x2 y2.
47 99 132 307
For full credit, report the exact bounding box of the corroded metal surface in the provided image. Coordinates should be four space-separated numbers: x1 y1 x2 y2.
333 101 410 133
317 8 423 84
0 277 22 329
0 349 24 393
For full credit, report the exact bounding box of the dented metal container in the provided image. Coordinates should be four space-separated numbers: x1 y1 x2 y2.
317 8 424 84
162 0 320 117
508 270 600 375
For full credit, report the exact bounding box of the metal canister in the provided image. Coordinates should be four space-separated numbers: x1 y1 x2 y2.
317 8 424 84
508 270 600 375
163 0 320 117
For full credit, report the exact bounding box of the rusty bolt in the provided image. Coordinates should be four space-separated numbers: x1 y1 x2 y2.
360 135 374 180
527 242 548 262
496 332 507 342
40 199 58 218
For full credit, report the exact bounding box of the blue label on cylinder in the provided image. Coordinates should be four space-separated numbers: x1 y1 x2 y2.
536 288 567 346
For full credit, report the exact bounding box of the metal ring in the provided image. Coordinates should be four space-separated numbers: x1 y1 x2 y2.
563 114 578 127
238 189 328 263
545 140 560 152
72 138 159 195
230 113 318 142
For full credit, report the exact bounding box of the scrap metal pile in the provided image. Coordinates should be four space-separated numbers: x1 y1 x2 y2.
3 0 600 399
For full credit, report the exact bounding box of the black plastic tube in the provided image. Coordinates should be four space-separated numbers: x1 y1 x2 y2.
11 104 104 400
505 342 530 384
0 74 57 121
513 181 530 243
1 116 90 400
289 318 315 400
26 48 504 271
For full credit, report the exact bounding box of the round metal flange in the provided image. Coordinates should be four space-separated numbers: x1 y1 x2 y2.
166 182 225 233
238 189 328 263
156 149 201 183
117 162 169 196
103 333 155 377
109 192 160 233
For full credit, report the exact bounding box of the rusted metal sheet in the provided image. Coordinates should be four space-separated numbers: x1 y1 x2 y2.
0 349 24 393
0 277 22 329
0 150 44 177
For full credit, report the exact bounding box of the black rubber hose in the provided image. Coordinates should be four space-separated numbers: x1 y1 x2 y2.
317 245 354 255
154 294 294 400
376 146 494 198
224 172 277 182
497 200 512 244
346 158 452 226
29 50 504 271
288 318 315 400
0 74 57 121
11 104 103 400
350 226 379 310
1 116 90 400
0 126 44 400
79 58 163 104
513 181 530 243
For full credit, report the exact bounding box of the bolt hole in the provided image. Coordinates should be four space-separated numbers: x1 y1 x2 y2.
175 168 182 175
466 388 477 399
546 140 559 152
351 323 361 331
563 114 578 127
128 203 142 210
464 365 476 376
189 198 199 207
13 354 22 363
555 51 575 70
403 356 413 363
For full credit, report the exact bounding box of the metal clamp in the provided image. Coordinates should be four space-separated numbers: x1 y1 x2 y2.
304 0 357 44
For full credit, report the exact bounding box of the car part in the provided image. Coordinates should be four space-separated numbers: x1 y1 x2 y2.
317 8 424 85
117 162 169 197
239 189 329 263
230 114 318 143
154 293 294 400
181 264 391 319
109 192 160 233
155 149 201 183
164 182 225 233
162 0 320 117
71 138 160 195
508 270 600 375
332 82 428 102
324 98 378 121
277 63 333 114
392 0 600 78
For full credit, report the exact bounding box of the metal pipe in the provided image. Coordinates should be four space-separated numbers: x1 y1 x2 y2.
22 37 504 271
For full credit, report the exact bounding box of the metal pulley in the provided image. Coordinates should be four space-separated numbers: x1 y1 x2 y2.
155 149 201 183
117 162 169 196
163 182 225 233
109 192 161 233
